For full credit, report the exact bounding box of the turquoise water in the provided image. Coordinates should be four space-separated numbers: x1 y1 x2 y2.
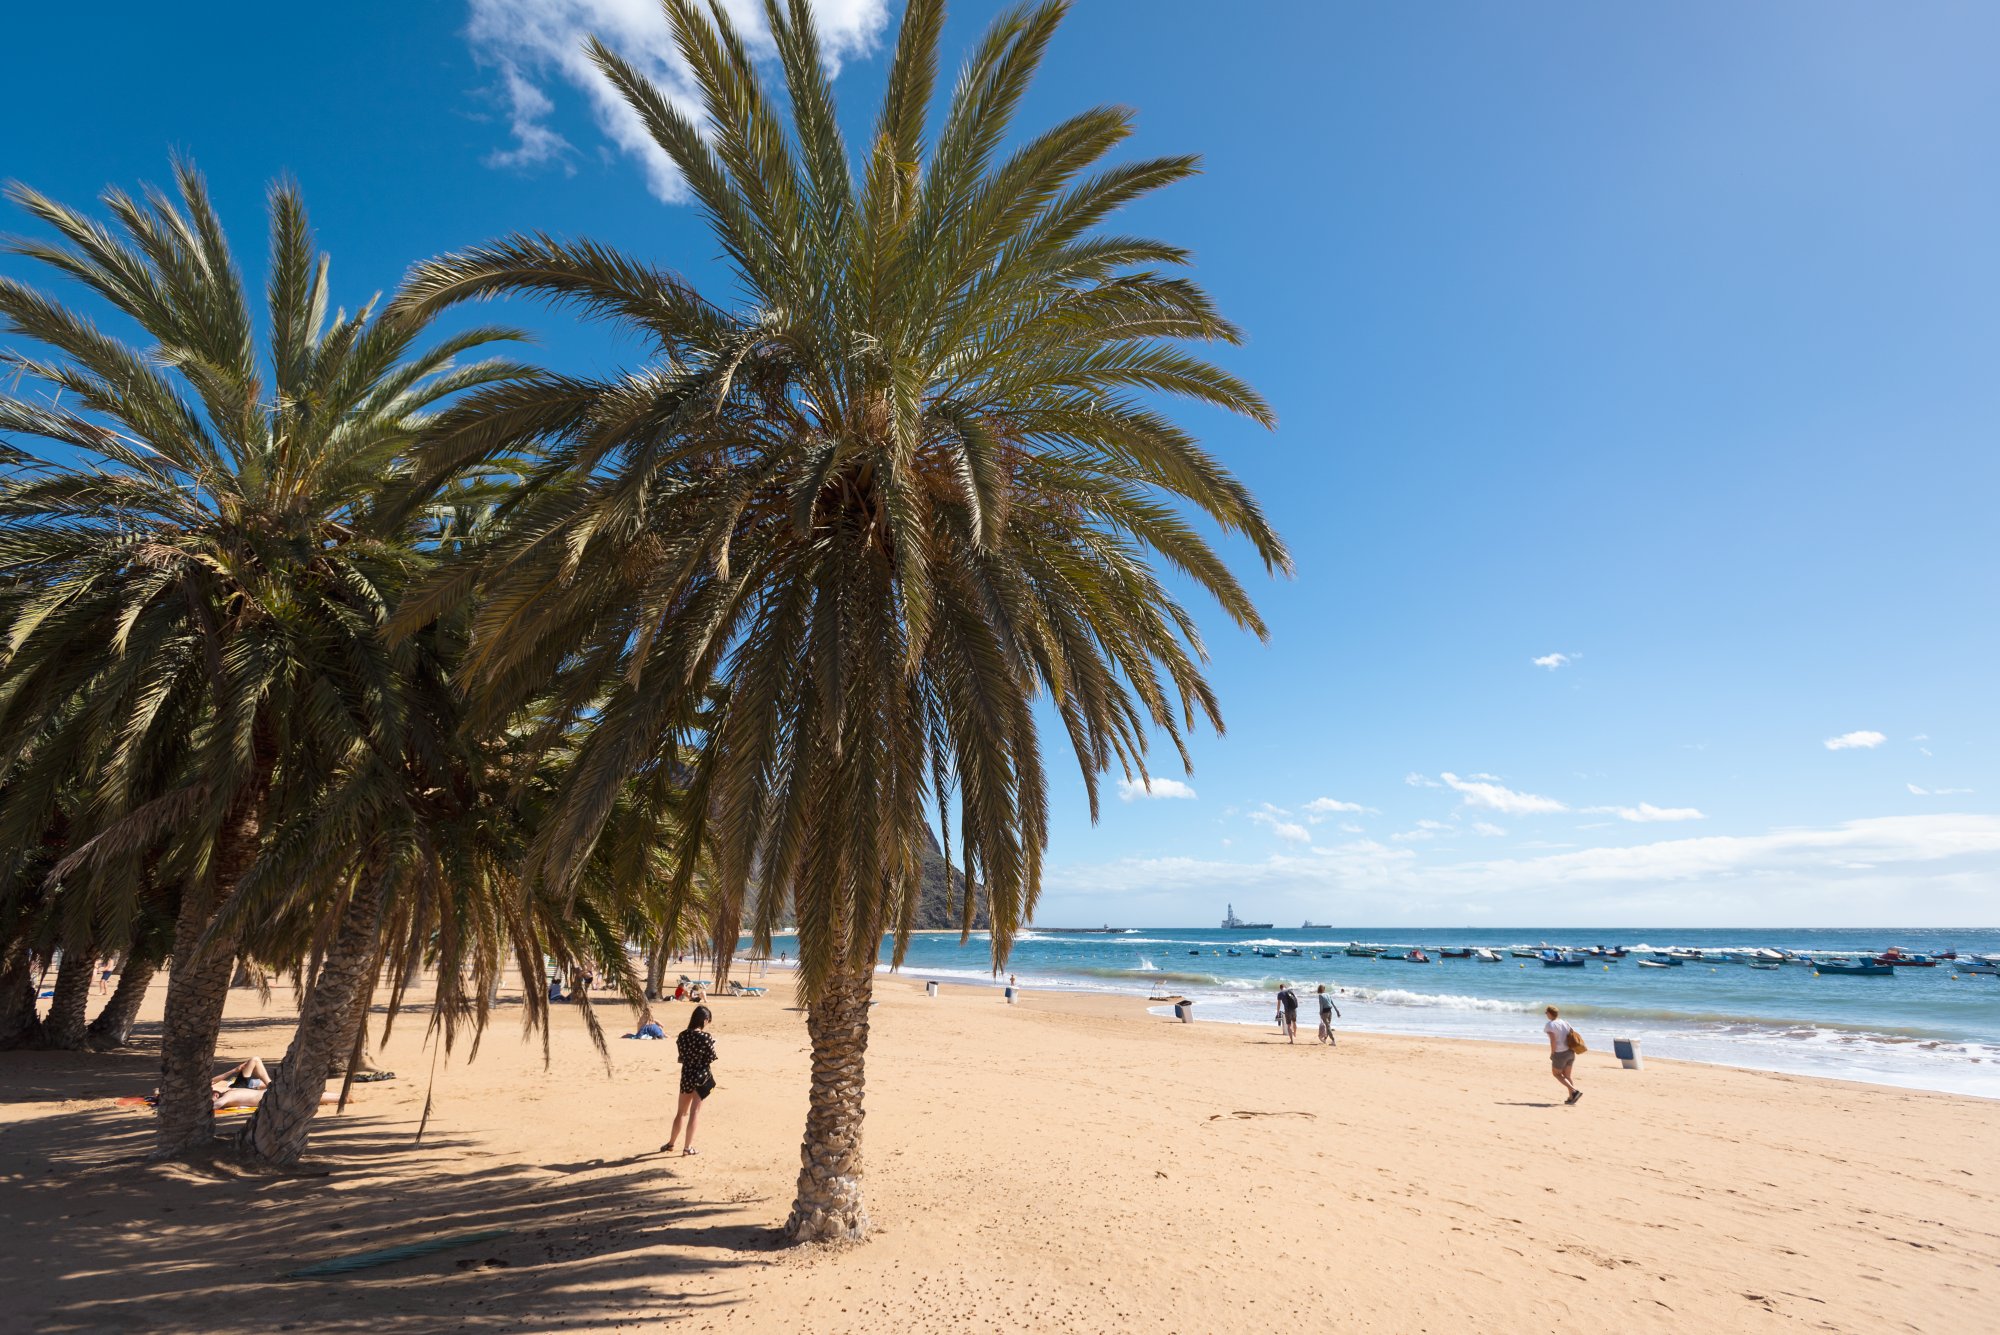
758 926 2000 1098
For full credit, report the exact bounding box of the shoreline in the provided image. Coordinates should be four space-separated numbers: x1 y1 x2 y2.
897 972 2000 1106
862 962 2000 1101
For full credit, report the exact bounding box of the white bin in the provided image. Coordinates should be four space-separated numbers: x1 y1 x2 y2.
1174 1000 1194 1023
1613 1037 1642 1069
925 980 938 998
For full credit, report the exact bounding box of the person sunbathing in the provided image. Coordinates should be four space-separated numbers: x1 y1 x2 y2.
207 1058 336 1109
210 1057 273 1108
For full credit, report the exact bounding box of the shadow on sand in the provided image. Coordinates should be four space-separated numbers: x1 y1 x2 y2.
1 1016 772 1333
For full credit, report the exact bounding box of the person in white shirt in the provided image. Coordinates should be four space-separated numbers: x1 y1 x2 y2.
1544 1006 1581 1105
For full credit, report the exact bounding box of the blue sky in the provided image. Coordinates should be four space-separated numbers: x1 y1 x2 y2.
4 2 1995 926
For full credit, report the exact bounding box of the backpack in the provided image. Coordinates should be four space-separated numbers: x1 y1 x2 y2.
1566 1027 1587 1055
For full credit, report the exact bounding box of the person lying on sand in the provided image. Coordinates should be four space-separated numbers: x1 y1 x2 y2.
205 1058 339 1110
211 1057 272 1105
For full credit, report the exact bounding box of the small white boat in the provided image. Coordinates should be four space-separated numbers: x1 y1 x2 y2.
1473 948 1502 962
1636 960 1671 969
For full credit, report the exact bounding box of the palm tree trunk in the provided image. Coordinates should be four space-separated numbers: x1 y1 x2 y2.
41 948 95 1050
324 958 382 1080
0 941 43 1050
86 940 163 1049
784 961 875 1242
152 790 263 1160
647 939 668 999
240 878 382 1167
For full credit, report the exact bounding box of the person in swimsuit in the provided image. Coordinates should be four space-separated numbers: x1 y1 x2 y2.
663 1005 717 1156
1315 984 1340 1046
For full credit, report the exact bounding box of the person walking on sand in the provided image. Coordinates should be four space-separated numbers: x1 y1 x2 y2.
1276 983 1299 1043
1544 1005 1582 1105
1315 984 1340 1046
663 1005 718 1156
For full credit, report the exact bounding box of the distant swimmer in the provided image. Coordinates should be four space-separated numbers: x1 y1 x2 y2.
1315 984 1340 1046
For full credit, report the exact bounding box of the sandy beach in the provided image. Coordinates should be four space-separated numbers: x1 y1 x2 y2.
4 971 1996 1333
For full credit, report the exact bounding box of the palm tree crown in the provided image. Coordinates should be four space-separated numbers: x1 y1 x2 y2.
0 160 530 1155
397 0 1287 1240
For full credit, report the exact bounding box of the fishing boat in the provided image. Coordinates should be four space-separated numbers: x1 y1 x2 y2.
1221 904 1274 930
1746 962 1781 971
1225 949 1242 957
1472 948 1503 962
1813 958 1895 977
1585 946 1628 959
1875 948 1937 967
1636 960 1672 969
1382 949 1430 963
1440 947 1473 959
1646 953 1684 966
1344 944 1384 957
1540 951 1588 968
1961 958 1999 975
1509 947 1542 959
1278 947 1302 957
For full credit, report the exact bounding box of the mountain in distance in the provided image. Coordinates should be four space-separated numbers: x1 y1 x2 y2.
916 824 990 930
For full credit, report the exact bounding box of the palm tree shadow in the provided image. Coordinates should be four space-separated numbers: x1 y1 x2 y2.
0 1091 768 1332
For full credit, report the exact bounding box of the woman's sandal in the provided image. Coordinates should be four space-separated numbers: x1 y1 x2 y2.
682 1148 700 1156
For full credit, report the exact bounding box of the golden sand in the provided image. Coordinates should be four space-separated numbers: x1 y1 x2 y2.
3 970 1996 1332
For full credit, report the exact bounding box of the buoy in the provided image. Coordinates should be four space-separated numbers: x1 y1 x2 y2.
1813 970 1821 977
1603 965 1610 971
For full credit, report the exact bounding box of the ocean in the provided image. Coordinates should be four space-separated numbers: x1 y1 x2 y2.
752 926 2000 1098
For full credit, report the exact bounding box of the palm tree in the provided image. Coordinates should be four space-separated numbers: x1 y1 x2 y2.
0 162 529 1157
395 0 1286 1240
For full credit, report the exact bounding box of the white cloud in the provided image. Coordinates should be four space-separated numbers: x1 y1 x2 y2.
1585 802 1707 823
1440 771 1567 815
1118 776 1196 802
1471 821 1508 837
485 62 572 169
1824 730 1887 751
1303 796 1377 823
1037 814 2000 927
1907 783 1973 797
1912 734 1931 742
1392 818 1453 843
466 0 891 201
1250 810 1311 844
1404 772 1442 788
1532 652 1572 670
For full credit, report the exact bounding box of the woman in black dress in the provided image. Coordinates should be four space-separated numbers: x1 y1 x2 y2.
663 1005 716 1156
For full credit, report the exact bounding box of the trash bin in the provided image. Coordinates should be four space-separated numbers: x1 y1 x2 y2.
1613 1037 1642 1070
925 980 938 998
1174 1000 1194 1023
